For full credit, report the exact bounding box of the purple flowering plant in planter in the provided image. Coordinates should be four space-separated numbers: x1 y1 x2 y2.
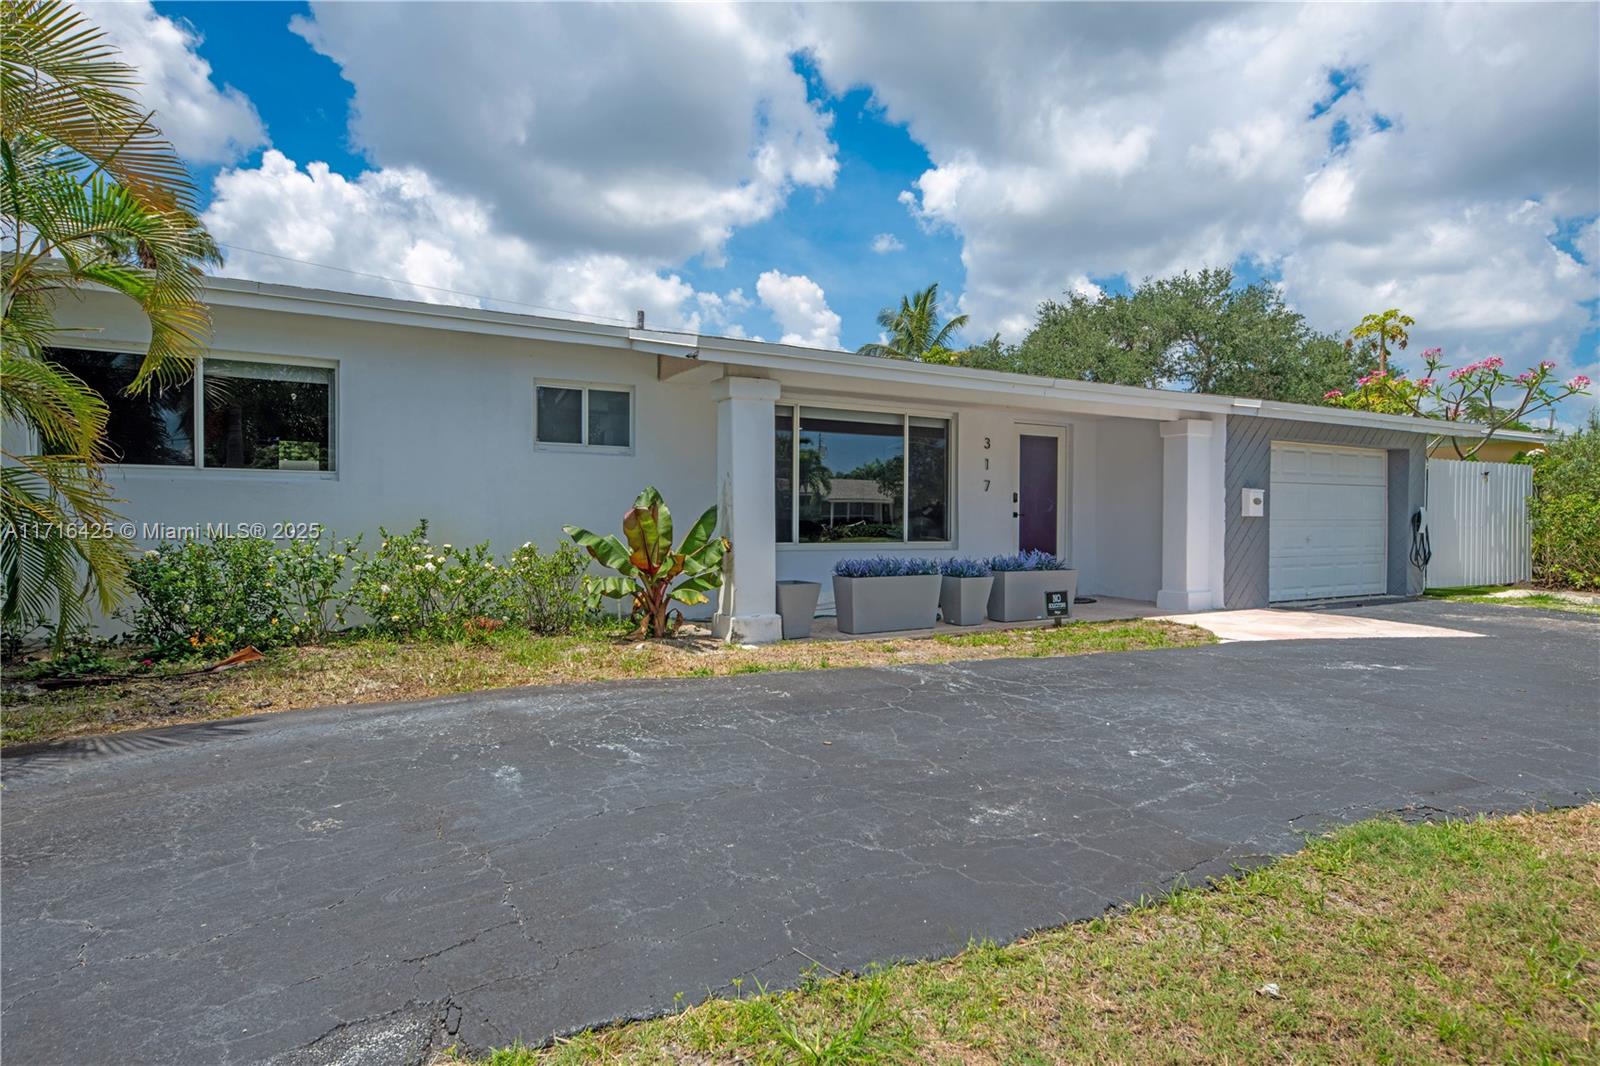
938 557 993 625
985 549 1071 572
985 550 1077 621
832 556 940 578
831 556 941 633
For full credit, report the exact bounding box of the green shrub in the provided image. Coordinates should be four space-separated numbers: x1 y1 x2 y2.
277 532 356 642
1529 414 1600 589
344 520 506 639
1531 492 1600 589
502 540 588 633
30 625 117 678
128 538 292 658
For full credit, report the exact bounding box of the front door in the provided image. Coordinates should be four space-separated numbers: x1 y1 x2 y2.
1018 433 1060 555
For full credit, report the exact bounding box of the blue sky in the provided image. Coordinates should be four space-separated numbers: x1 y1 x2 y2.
107 2 1598 418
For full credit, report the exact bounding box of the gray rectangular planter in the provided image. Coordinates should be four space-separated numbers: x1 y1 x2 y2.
775 580 821 639
832 573 942 634
987 569 1080 622
939 575 994 626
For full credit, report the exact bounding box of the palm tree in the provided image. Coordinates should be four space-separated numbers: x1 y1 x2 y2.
1345 308 1414 375
856 282 969 362
2 0 220 641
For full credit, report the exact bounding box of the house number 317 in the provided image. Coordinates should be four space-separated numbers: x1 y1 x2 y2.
982 436 991 491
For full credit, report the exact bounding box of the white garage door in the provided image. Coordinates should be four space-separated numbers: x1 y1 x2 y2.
1269 442 1388 602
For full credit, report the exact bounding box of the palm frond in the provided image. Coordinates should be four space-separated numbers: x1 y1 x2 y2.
2 0 218 636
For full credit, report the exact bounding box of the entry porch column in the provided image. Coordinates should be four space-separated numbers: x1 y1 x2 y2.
711 376 783 644
1156 418 1224 612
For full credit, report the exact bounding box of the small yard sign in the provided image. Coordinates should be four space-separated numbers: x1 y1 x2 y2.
1044 590 1071 618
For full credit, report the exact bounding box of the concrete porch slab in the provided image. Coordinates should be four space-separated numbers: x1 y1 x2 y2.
1157 607 1483 642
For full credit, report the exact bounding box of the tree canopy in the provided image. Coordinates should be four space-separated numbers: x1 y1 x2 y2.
965 268 1370 405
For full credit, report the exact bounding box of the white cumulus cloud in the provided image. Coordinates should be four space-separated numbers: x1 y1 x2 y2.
204 151 705 330
287 2 836 266
77 0 265 164
798 2 1598 387
756 271 842 349
870 233 905 254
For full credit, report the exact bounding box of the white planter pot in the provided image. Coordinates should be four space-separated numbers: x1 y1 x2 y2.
987 569 1079 622
832 573 941 634
939 575 994 626
775 580 821 639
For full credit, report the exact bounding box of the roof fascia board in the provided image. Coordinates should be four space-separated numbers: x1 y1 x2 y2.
199 276 640 350
1248 398 1550 442
185 274 1550 444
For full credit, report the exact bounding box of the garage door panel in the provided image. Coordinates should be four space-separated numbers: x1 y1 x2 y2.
1269 443 1387 602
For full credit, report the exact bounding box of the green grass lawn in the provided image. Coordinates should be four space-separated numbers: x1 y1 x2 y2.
457 806 1599 1065
1424 585 1600 616
1 619 1212 748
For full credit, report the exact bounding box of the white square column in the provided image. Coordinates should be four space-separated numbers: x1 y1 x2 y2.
711 376 784 644
1156 418 1224 612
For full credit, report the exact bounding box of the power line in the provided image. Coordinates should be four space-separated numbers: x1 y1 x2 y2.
213 242 640 327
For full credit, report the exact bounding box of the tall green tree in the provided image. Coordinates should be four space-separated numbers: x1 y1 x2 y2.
2 0 220 640
989 268 1368 404
856 282 970 362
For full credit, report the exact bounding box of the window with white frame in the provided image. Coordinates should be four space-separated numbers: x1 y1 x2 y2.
535 383 632 449
774 405 951 544
44 348 335 471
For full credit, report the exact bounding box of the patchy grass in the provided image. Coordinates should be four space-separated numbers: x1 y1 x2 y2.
454 806 1600 1066
1425 585 1600 616
1 618 1212 747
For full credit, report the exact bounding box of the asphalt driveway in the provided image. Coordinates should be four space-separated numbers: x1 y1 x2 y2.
3 601 1596 1065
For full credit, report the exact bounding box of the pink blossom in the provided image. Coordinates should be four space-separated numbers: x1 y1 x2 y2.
1416 377 1434 388
1483 355 1504 370
1516 372 1535 385
1422 347 1443 359
1567 375 1592 390
1540 360 1556 371
1449 366 1470 381
1324 389 1343 399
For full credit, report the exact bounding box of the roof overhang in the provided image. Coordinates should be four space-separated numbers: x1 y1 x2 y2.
185 274 1550 445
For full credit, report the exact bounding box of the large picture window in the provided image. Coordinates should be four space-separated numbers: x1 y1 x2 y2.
535 383 632 449
774 406 951 543
203 359 334 471
43 349 333 471
45 348 196 466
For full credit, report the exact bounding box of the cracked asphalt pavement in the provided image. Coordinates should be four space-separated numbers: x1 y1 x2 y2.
3 601 1596 1064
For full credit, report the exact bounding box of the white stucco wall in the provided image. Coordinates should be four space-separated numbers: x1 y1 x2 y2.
55 296 720 609
1083 418 1164 602
53 291 1174 625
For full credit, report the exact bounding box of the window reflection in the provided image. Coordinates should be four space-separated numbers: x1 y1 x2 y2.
797 408 904 542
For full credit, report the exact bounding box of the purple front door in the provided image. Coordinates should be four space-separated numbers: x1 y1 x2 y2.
1018 434 1058 555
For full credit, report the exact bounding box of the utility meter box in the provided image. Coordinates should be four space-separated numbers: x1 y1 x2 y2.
1241 487 1265 517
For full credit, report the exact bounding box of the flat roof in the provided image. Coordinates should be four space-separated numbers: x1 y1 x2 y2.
193 272 1550 445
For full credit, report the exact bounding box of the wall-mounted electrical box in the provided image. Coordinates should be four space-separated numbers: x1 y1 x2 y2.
1241 487 1265 517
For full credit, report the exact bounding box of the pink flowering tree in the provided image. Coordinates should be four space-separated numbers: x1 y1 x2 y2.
1325 348 1592 459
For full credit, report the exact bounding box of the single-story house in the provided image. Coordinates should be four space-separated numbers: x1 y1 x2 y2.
50 276 1546 642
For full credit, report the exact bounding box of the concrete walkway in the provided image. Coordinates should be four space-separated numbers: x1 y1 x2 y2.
1159 606 1482 642
2 601 1594 1065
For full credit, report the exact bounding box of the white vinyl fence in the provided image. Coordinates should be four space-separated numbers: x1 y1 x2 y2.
1425 459 1533 588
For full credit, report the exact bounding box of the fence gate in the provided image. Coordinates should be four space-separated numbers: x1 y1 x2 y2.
1426 459 1533 588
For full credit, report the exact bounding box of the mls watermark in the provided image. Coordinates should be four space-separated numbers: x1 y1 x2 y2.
16 520 326 541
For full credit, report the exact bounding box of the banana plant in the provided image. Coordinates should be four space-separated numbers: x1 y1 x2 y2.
563 486 729 638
